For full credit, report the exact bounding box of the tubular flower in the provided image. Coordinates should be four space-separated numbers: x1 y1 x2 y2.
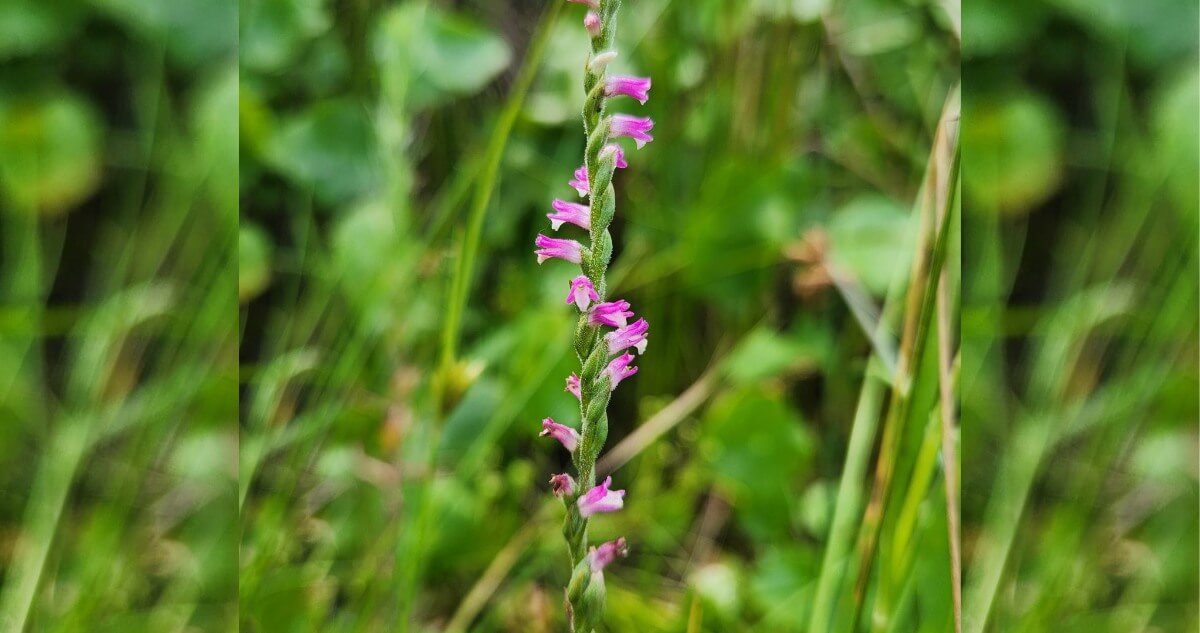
565 373 582 400
588 300 634 328
584 12 601 38
610 114 655 149
566 275 600 311
605 318 649 355
540 418 580 453
550 473 577 497
535 234 584 264
604 352 639 390
569 166 589 197
577 476 625 517
589 537 629 575
549 199 591 231
605 76 651 104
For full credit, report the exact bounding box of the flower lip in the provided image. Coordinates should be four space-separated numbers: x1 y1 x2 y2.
577 476 626 517
565 373 582 400
534 234 584 264
604 352 639 391
539 417 580 453
605 317 649 355
549 199 591 231
588 300 634 328
550 473 577 497
610 114 655 149
605 76 652 105
589 537 629 573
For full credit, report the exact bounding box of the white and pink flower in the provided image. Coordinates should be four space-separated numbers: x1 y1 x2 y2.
540 418 580 453
577 476 625 517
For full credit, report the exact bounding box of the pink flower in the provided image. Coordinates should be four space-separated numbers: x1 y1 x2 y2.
566 373 582 400
550 473 577 497
540 418 580 453
588 300 633 328
577 476 625 517
602 144 628 169
605 76 651 105
535 234 584 264
611 114 655 149
569 166 589 197
589 537 628 574
567 0 599 8
604 352 639 390
605 318 649 355
584 12 601 38
565 275 600 311
549 199 591 231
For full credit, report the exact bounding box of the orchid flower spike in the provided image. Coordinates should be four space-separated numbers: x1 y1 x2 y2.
605 76 652 105
604 352 639 391
588 300 634 328
566 276 600 312
606 318 649 355
610 115 655 149
540 418 580 453
549 199 591 231
565 373 582 401
535 234 584 264
577 476 626 517
550 473 577 497
589 537 629 575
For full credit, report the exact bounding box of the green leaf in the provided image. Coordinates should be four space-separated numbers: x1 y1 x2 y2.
0 93 103 215
1153 68 1199 215
374 2 512 110
240 0 331 72
238 223 273 302
962 92 1065 216
91 0 236 68
702 387 815 541
0 0 83 58
826 194 913 294
264 100 380 204
722 327 827 384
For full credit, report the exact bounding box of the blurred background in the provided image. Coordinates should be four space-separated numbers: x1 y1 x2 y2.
0 0 238 631
0 1 1194 633
960 1 1198 632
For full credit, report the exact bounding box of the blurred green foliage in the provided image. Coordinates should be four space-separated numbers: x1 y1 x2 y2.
961 1 1198 632
0 0 239 631
237 0 959 631
0 0 1193 632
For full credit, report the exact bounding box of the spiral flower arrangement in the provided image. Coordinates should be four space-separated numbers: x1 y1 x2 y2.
535 0 652 629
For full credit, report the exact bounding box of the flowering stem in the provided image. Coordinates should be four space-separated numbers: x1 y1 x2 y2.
535 0 654 630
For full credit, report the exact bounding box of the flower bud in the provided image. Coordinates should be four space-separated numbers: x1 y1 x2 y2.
588 51 618 76
584 12 601 38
